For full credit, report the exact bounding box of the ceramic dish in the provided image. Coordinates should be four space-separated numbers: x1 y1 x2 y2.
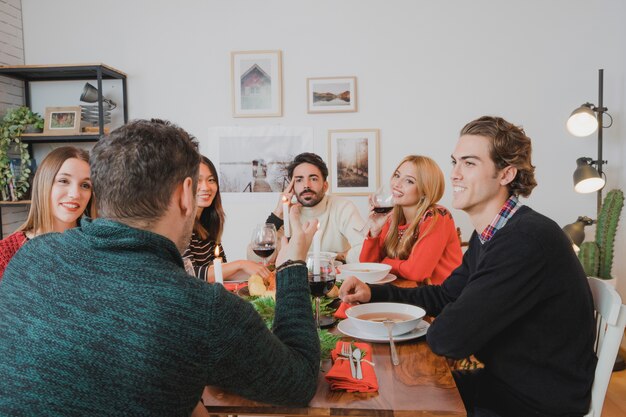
337 318 429 343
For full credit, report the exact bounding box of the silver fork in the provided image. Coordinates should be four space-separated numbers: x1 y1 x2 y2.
340 342 357 378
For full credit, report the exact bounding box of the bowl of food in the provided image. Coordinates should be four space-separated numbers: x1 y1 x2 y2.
337 262 391 283
345 302 425 337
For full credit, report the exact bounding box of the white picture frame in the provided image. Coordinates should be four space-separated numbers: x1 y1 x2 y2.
231 50 283 117
207 126 314 194
307 76 357 113
328 129 379 195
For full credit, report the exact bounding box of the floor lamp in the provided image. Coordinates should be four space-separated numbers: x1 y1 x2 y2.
564 69 624 371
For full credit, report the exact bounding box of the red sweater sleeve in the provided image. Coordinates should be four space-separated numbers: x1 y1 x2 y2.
359 221 389 263
0 232 27 281
360 212 461 284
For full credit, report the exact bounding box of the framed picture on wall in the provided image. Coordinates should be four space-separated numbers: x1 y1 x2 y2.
328 129 379 195
207 126 314 193
231 50 283 117
307 76 357 113
43 106 81 135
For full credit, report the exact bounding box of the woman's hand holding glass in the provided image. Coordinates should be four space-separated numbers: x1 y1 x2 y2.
359 184 394 237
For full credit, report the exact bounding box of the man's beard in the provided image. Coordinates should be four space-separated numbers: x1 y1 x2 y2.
296 188 324 207
177 211 195 254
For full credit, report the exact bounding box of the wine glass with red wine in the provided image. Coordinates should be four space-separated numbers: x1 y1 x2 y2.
251 223 277 266
372 184 394 213
306 254 336 328
358 184 394 235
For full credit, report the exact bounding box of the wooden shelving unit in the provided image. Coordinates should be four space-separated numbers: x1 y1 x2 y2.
0 63 128 235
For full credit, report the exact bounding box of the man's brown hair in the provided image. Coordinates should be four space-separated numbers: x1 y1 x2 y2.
460 116 537 197
90 119 200 226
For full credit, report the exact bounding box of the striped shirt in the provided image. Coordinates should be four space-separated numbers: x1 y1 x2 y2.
479 195 521 244
182 231 227 281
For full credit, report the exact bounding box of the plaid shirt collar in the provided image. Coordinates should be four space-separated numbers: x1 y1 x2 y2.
479 195 521 244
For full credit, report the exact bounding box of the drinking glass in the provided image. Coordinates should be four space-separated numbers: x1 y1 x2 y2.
358 184 394 235
306 253 337 328
251 223 277 266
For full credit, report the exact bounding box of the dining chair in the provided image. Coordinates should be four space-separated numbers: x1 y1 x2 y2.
585 276 626 417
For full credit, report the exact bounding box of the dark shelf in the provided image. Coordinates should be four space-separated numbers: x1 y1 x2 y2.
20 134 101 144
0 63 126 82
0 63 128 238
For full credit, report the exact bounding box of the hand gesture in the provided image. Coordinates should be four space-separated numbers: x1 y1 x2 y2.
276 204 318 265
338 276 372 304
273 177 295 218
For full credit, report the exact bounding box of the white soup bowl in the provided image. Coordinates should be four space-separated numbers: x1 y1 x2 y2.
345 302 426 337
338 263 391 284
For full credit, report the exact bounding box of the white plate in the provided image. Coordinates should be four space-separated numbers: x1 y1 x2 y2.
337 318 429 343
337 273 396 284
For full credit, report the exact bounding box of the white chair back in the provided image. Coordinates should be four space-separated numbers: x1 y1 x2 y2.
585 277 626 417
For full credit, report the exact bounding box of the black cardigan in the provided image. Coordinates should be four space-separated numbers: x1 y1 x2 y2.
370 206 596 417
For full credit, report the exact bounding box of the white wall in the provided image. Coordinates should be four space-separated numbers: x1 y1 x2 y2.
20 0 626 299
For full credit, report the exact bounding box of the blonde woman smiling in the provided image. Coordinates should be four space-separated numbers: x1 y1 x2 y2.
0 146 94 280
360 155 461 284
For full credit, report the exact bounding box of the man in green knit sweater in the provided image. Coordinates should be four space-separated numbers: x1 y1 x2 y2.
0 119 321 416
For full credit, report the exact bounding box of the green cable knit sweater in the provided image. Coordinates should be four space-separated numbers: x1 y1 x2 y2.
0 218 320 416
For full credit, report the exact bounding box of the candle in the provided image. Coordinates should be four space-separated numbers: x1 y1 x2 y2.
213 244 223 284
313 223 321 275
282 195 290 238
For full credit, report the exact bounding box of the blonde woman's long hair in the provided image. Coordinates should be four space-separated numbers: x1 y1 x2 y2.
17 146 95 235
383 155 445 260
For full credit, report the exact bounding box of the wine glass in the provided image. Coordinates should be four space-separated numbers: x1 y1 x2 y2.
358 184 395 235
251 223 277 266
306 253 337 328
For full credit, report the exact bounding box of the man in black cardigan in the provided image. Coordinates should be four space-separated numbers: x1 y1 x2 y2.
340 116 596 417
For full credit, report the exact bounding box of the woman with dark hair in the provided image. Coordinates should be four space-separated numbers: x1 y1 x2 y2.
183 156 270 282
360 155 461 284
0 146 95 280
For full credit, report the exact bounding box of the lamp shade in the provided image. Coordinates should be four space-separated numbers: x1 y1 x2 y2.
79 82 117 109
562 216 594 248
566 104 598 137
573 158 605 193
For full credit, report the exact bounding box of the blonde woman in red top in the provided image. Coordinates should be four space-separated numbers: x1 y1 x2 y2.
360 155 462 284
0 146 95 280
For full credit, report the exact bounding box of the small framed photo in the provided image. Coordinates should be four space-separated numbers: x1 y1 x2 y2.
307 76 357 113
231 50 282 118
328 129 379 195
44 106 81 135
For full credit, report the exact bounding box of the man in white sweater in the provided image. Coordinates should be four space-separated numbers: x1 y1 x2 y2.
248 153 365 263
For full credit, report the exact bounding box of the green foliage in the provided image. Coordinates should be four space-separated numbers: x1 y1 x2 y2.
0 106 42 200
248 294 340 359
595 190 624 279
579 242 600 277
578 189 624 279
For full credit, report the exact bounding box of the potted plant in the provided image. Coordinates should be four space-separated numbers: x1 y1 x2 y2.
0 106 41 201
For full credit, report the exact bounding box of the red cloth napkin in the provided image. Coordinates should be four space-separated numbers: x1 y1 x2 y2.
223 282 247 293
325 341 378 392
334 301 351 319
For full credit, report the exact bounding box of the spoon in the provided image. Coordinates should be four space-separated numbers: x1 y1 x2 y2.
352 347 363 379
383 320 400 366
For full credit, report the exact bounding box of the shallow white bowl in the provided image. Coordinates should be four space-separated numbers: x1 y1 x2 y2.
338 263 391 283
345 302 426 337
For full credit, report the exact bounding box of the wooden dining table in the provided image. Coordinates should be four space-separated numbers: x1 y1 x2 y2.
202 277 466 417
